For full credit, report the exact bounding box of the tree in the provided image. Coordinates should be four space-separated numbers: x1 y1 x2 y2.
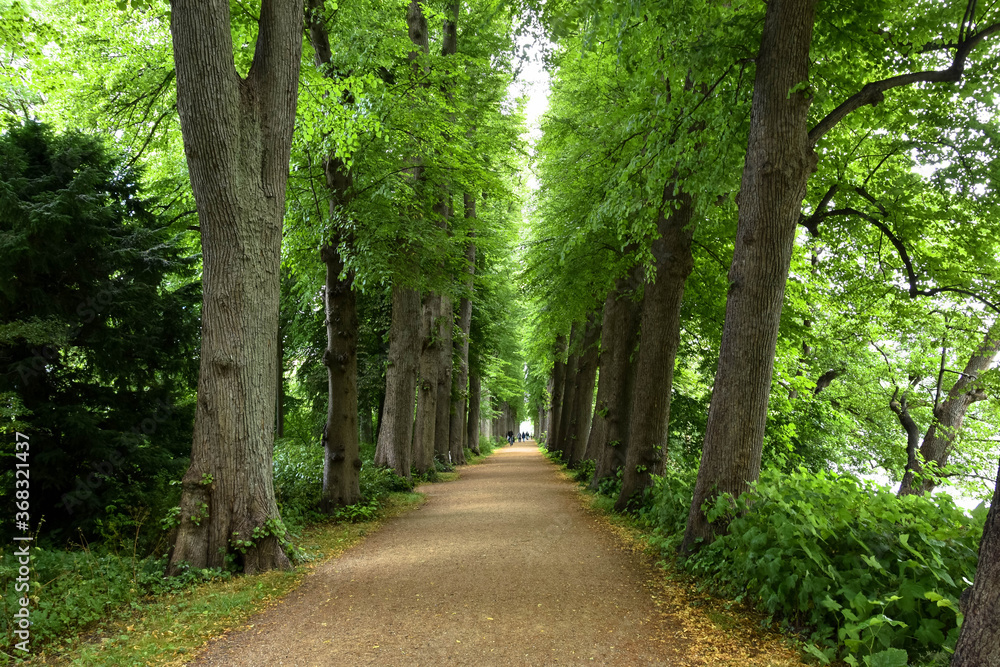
683 0 1000 551
168 0 304 575
0 121 199 543
951 457 1000 666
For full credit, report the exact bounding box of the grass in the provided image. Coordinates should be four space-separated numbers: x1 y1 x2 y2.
14 492 425 666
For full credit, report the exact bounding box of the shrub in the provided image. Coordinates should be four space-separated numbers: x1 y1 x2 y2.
680 467 984 666
571 459 596 485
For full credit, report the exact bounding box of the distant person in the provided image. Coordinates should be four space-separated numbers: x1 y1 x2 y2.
507 430 514 445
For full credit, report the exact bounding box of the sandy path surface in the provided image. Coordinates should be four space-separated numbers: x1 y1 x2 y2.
189 443 693 666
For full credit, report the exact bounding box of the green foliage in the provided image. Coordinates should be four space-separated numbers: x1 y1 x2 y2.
571 459 595 485
272 438 414 530
0 543 229 652
0 121 199 545
676 468 984 665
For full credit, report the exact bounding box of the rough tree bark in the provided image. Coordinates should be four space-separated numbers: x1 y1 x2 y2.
615 193 695 511
899 322 1000 496
547 334 568 451
449 219 476 465
890 387 922 494
167 0 303 576
951 457 1000 667
413 293 440 474
320 243 361 510
467 371 481 454
681 0 818 552
374 284 421 479
567 314 602 468
589 271 643 490
434 294 454 462
552 325 580 460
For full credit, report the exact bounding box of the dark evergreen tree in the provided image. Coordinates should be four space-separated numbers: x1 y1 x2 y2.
0 121 200 543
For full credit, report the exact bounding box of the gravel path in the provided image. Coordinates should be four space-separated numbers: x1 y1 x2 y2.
190 443 696 665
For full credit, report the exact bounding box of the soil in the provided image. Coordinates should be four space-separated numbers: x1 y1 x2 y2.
189 443 802 666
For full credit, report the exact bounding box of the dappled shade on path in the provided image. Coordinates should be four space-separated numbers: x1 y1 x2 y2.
191 445 697 665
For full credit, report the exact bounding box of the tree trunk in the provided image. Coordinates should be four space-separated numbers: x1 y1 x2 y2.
467 371 481 454
567 314 601 467
359 407 374 445
615 193 695 510
435 294 454 463
306 1 361 508
890 387 922 496
374 284 421 479
548 334 568 451
450 223 476 465
590 271 643 490
951 457 1000 667
413 293 440 474
320 244 361 510
553 325 580 460
681 0 818 553
375 390 385 442
899 322 1000 495
168 0 303 576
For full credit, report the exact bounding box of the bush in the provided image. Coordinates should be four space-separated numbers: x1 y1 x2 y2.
679 467 984 666
272 437 324 528
571 459 595 485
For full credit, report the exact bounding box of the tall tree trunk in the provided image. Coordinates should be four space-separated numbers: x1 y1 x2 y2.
413 293 440 474
375 390 385 442
168 0 303 576
467 371 481 454
450 222 476 465
435 294 454 463
359 406 374 445
615 193 695 510
548 334 568 451
306 1 361 509
553 325 580 460
320 244 361 510
567 314 601 467
681 0 818 552
590 271 643 490
450 200 476 464
890 387 922 494
374 284 420 479
899 322 1000 495
951 457 1000 667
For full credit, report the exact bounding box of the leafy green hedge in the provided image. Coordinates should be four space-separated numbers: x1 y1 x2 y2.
638 466 986 666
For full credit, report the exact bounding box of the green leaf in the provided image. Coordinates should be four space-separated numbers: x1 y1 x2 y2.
863 648 908 667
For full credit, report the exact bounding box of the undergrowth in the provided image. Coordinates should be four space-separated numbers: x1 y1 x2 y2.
576 460 986 667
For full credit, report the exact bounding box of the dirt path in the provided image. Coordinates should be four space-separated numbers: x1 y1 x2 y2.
188 444 705 665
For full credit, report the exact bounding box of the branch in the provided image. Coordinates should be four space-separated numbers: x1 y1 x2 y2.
822 206 1000 312
799 184 839 236
809 13 1000 145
